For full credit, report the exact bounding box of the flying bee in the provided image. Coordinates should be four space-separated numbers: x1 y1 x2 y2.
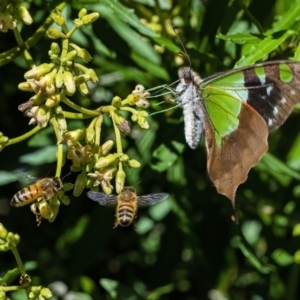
87 187 169 228
11 176 63 207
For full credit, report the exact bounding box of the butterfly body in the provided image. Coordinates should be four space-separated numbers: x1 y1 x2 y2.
175 60 300 211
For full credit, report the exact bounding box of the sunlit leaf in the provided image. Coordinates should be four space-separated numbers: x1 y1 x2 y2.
0 171 18 186
19 146 58 165
217 33 262 44
271 249 294 266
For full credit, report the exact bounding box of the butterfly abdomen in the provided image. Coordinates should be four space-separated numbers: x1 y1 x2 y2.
176 68 204 149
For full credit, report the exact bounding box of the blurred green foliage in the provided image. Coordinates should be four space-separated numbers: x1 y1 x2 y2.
1 0 300 299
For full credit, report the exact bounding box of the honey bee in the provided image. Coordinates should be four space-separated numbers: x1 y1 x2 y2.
11 177 63 207
87 187 169 228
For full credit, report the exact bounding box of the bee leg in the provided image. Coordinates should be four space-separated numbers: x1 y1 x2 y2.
113 217 118 228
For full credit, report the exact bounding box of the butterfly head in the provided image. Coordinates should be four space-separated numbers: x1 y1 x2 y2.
178 67 202 86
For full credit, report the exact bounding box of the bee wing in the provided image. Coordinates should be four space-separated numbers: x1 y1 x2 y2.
15 170 39 185
87 191 118 206
137 193 169 207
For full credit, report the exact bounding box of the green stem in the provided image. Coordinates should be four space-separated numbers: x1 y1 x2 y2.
7 126 41 146
10 247 26 275
50 118 63 143
66 26 77 38
120 107 138 114
111 111 122 154
61 97 99 116
0 285 25 292
94 115 103 161
55 144 64 177
25 2 66 49
62 111 92 119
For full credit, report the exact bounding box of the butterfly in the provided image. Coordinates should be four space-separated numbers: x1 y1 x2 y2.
174 61 300 217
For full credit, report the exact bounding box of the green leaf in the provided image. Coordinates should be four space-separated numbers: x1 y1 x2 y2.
0 171 18 186
217 33 262 44
149 198 171 221
146 283 174 300
266 3 300 34
286 131 300 170
235 30 297 67
100 278 144 300
27 127 53 147
95 1 159 38
19 146 58 165
257 152 300 186
136 216 154 234
231 236 275 274
151 144 179 172
271 248 294 266
241 220 262 246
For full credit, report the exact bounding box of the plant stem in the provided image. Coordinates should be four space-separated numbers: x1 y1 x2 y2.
7 126 41 145
62 111 92 119
10 247 26 275
62 97 99 116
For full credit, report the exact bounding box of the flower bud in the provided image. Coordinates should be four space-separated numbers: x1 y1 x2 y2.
69 43 92 62
35 105 49 127
100 140 114 156
74 74 90 85
120 154 129 162
25 63 55 79
126 94 136 105
51 10 65 26
64 129 84 144
86 69 98 82
39 71 56 88
127 159 141 168
73 171 87 197
74 18 83 28
85 126 95 143
0 223 8 239
136 99 150 108
51 42 60 54
101 181 113 194
60 195 71 205
79 8 88 18
81 12 100 25
40 288 53 298
131 114 138 122
95 153 120 169
18 100 34 112
55 113 67 132
67 50 77 61
19 274 31 286
46 28 65 39
18 81 35 91
7 232 20 246
139 111 148 117
118 119 131 136
138 116 149 129
115 169 126 194
112 96 122 108
18 6 33 25
0 291 6 299
55 69 64 88
78 82 89 95
63 71 76 95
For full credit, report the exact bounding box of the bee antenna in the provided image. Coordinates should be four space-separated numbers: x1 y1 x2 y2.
172 25 192 69
61 172 72 181
132 181 141 188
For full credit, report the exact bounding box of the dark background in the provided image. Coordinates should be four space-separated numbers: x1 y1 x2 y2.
1 0 300 299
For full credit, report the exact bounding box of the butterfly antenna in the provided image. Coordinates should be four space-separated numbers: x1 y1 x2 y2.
172 25 192 69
